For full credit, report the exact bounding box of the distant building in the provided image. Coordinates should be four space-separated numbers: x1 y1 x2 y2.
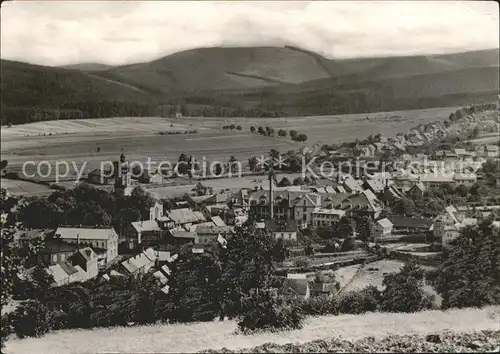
54 227 119 263
373 218 393 240
265 219 298 241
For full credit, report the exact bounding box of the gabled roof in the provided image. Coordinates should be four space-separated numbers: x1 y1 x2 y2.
69 247 96 263
170 230 196 239
167 208 206 224
131 220 161 233
387 215 432 229
55 227 118 241
211 216 226 226
376 218 393 228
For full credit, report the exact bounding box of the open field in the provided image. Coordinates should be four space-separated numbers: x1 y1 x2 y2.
0 106 464 183
0 178 53 197
5 306 499 354
175 106 462 144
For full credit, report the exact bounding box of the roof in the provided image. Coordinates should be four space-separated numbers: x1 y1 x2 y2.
121 247 156 274
195 225 233 235
454 173 477 181
170 230 196 239
377 218 393 228
420 173 454 183
312 208 345 216
387 215 432 229
265 220 298 233
211 216 226 226
131 220 161 233
167 208 206 224
41 239 79 254
69 247 96 263
364 179 386 193
55 227 118 241
14 229 47 242
410 182 426 192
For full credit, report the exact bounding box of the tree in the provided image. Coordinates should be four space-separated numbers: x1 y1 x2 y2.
333 217 354 239
381 262 432 313
340 237 356 252
292 177 304 186
236 125 242 131
228 155 239 174
355 216 374 243
248 156 258 172
219 222 279 318
170 252 222 322
278 129 287 137
295 133 308 142
392 198 416 216
16 197 62 229
289 130 298 140
257 126 265 135
250 126 256 133
430 222 500 309
277 177 291 187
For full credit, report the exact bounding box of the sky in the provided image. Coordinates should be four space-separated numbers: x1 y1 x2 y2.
1 0 498 66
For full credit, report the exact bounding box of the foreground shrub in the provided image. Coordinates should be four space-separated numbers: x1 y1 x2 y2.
238 288 304 333
200 330 500 353
380 262 432 313
338 285 382 314
431 223 500 309
300 295 338 316
11 300 53 338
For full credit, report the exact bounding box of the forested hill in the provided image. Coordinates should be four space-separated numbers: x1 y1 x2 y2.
1 47 498 125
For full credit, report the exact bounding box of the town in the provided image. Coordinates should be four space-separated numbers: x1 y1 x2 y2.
2 100 500 352
1 1 499 353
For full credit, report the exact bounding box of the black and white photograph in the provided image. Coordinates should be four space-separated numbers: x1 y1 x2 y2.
1 0 499 353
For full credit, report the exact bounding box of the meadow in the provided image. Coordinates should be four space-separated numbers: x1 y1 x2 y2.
1 106 460 183
5 306 499 354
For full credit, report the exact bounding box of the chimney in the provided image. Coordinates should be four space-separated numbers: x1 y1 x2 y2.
77 234 80 251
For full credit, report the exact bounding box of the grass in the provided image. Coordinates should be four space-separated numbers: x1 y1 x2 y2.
5 306 500 354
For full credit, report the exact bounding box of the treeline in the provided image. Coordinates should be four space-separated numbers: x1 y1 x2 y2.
448 103 498 122
1 101 158 125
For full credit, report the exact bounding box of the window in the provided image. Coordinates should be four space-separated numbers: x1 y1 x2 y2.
52 254 57 262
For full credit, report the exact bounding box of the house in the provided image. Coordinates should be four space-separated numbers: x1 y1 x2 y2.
202 203 230 220
139 170 164 184
373 218 393 240
40 239 80 265
54 227 119 263
312 208 345 227
46 262 87 287
419 172 455 188
67 247 99 280
87 168 113 185
167 229 197 245
13 229 48 246
485 145 499 157
454 172 477 186
407 182 426 200
362 179 387 195
120 247 157 275
431 205 477 248
195 225 233 244
265 219 298 241
341 175 364 193
387 215 433 236
340 190 383 220
166 208 206 227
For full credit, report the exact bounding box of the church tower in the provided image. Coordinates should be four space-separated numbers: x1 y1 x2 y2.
114 151 132 197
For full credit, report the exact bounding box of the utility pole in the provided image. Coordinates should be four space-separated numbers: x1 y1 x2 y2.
161 101 164 118
268 166 276 220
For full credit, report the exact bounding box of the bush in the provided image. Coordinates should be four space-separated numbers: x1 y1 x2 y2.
380 262 432 313
238 288 304 333
300 295 338 316
337 285 382 314
294 258 310 269
11 300 54 338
